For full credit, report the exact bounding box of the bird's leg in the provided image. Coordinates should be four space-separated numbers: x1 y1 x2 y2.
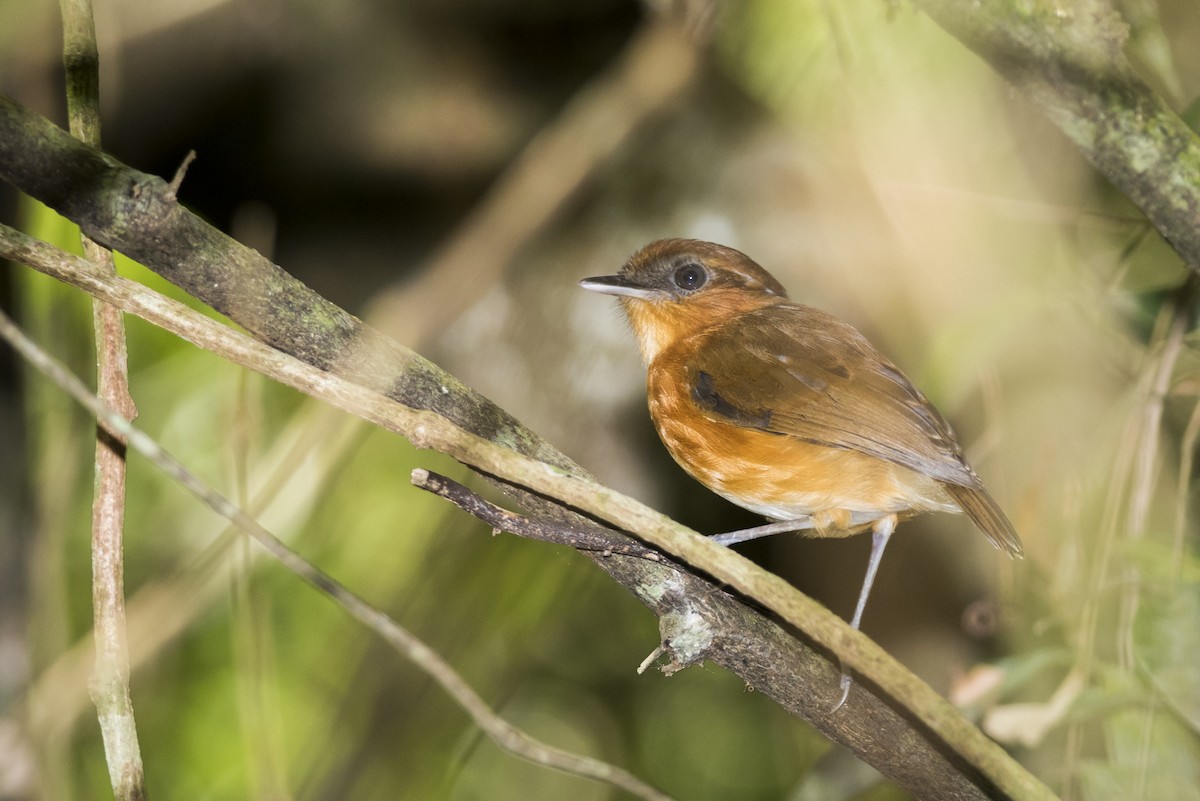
834 513 896 711
709 516 816 546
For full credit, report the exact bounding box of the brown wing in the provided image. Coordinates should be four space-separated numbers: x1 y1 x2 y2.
686 304 1023 555
687 304 972 484
942 483 1023 555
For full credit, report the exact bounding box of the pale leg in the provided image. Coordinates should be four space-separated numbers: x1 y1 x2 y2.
834 514 896 711
709 516 815 546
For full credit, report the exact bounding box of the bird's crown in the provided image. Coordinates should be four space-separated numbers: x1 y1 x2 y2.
609 238 789 302
579 239 791 363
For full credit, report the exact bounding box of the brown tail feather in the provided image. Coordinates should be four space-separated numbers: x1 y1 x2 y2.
943 483 1023 557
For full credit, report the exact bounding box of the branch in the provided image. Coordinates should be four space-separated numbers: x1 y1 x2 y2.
59 0 145 797
411 469 669 562
914 0 1200 270
0 220 1049 800
0 91 1051 797
0 306 677 801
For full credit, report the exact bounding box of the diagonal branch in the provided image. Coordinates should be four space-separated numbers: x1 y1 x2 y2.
0 216 1048 799
0 306 676 801
21 5 1195 796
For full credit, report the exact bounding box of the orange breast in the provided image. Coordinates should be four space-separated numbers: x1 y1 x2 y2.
646 355 955 535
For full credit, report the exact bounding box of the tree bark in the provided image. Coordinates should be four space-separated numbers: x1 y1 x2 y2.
0 90 1045 799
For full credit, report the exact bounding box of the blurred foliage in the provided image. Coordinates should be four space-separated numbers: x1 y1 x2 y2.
2 0 1200 800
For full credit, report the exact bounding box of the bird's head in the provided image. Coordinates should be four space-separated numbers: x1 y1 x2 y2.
579 238 789 363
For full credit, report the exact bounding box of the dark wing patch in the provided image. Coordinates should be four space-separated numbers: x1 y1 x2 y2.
686 304 978 488
691 370 774 430
823 363 850 380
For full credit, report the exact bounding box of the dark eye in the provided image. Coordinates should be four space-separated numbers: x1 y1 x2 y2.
673 263 707 291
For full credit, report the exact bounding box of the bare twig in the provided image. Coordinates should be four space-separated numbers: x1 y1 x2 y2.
164 150 196 201
410 468 667 562
28 405 365 743
59 0 144 797
0 307 677 801
0 223 1052 800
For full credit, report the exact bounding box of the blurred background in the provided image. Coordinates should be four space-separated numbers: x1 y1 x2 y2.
2 0 1199 799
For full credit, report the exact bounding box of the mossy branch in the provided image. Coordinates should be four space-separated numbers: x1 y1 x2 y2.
915 0 1200 270
0 93 1049 798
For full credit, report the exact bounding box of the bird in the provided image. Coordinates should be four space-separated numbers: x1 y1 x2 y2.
579 238 1022 709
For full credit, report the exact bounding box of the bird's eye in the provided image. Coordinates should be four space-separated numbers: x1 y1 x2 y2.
673 263 707 291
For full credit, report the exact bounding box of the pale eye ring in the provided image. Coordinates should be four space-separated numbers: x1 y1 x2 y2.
673 263 707 291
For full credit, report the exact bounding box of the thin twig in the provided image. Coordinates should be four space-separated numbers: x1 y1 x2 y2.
410 468 669 562
165 150 196 201
59 0 145 797
28 406 366 743
0 223 1053 800
0 308 676 801
1066 276 1197 795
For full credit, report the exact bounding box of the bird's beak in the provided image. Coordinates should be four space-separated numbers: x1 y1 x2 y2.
578 274 659 301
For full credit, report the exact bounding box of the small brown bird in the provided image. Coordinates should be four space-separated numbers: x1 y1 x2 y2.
580 239 1022 707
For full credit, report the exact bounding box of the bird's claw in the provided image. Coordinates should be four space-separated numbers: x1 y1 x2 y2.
832 671 852 712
